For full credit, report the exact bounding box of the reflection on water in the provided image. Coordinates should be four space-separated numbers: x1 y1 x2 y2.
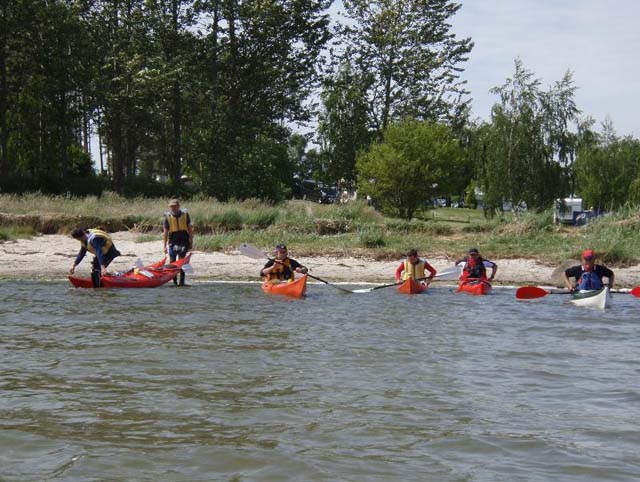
1 281 639 481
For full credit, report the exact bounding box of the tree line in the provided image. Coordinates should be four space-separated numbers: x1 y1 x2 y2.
1 1 638 217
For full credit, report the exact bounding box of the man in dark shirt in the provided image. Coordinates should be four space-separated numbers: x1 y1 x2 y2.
260 243 308 282
563 249 614 291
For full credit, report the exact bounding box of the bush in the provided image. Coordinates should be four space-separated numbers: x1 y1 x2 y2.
359 229 386 248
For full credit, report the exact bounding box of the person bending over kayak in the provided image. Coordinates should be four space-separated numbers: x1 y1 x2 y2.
562 249 614 292
260 243 308 282
69 228 122 287
456 248 497 282
163 198 193 286
395 249 437 285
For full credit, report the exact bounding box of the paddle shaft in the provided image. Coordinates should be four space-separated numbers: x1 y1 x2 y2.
368 276 431 292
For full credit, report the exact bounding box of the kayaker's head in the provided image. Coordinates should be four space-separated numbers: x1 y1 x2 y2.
468 247 480 258
168 198 181 214
71 228 87 241
581 249 595 267
275 243 288 260
406 249 419 264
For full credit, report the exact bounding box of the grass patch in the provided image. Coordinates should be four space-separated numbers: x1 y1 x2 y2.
2 194 640 266
0 226 36 242
135 233 162 243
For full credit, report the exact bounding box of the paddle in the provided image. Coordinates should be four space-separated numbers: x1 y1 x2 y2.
516 285 640 299
239 243 353 294
350 266 462 294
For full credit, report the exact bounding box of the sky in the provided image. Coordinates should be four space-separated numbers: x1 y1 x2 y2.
449 0 640 137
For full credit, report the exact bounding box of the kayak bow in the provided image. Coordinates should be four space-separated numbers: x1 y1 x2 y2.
569 287 611 310
262 275 308 298
397 278 428 295
457 278 492 295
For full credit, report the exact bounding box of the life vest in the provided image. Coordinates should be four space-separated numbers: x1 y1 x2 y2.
463 256 486 279
403 259 426 280
165 209 189 233
577 270 603 290
267 258 294 281
83 229 113 255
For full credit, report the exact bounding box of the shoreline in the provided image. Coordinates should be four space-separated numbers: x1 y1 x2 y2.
2 232 639 287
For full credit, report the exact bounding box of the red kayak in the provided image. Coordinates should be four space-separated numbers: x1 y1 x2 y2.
69 254 192 288
457 278 492 295
262 275 308 298
397 278 428 295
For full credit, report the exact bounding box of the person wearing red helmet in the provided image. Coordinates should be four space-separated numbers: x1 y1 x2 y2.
563 249 614 292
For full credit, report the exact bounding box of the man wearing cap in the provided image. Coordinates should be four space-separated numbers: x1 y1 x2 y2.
260 244 308 282
456 248 497 282
163 198 193 286
563 249 614 292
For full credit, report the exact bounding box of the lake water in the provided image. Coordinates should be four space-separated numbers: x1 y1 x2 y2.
1 281 639 482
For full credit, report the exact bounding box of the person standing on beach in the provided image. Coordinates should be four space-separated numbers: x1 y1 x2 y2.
562 249 614 292
395 249 437 285
163 198 193 286
260 244 308 282
456 248 497 282
69 228 121 287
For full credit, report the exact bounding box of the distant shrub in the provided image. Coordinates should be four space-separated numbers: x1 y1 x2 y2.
359 229 386 248
244 209 279 229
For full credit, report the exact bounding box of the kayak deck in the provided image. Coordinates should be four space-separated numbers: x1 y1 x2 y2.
570 287 611 310
457 278 492 295
397 278 428 295
262 275 308 298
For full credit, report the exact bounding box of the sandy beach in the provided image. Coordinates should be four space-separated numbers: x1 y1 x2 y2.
2 232 639 286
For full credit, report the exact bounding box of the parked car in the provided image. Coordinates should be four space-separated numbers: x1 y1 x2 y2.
292 179 337 204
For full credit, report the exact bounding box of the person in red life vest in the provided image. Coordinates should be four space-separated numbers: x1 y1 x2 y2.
395 249 437 285
562 249 614 292
260 243 308 282
163 198 193 286
456 247 497 282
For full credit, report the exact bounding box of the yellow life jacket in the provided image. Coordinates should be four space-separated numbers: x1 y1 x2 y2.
166 209 189 233
267 258 294 281
403 259 426 280
83 229 113 255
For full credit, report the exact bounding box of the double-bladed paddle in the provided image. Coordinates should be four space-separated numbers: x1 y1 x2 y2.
516 285 640 299
350 266 462 294
239 243 353 294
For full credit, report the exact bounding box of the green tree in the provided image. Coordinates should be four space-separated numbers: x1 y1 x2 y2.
481 59 578 214
192 0 331 199
338 0 473 134
575 121 640 210
356 120 463 219
317 61 372 185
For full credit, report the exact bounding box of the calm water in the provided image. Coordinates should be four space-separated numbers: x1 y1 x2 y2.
1 281 639 482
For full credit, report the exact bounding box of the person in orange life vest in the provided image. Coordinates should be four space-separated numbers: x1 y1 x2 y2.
456 248 497 282
562 249 614 292
260 244 308 282
395 249 437 285
163 198 193 286
69 227 122 287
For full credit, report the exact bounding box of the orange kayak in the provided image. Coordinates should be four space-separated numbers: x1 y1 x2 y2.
262 275 308 298
397 278 428 294
457 278 492 295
